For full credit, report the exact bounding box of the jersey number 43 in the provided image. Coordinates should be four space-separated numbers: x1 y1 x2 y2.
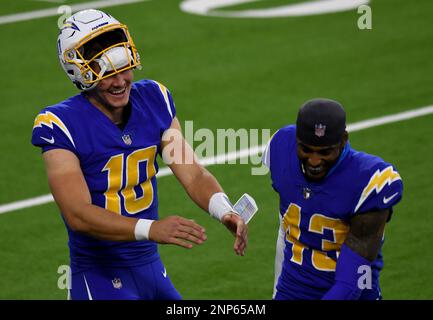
283 203 349 272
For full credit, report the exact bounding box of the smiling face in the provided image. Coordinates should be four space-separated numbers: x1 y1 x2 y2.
86 69 133 112
296 131 348 181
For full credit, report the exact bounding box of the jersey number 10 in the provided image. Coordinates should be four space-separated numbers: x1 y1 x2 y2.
102 146 157 215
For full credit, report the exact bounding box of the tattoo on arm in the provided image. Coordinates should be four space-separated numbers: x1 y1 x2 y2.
345 209 390 262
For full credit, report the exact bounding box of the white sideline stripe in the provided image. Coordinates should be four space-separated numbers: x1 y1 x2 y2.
1 105 433 215
0 0 147 25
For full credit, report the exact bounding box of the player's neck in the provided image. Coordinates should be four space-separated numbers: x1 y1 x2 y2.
85 92 129 126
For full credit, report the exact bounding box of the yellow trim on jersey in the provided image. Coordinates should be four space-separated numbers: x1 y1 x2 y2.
354 166 401 212
153 80 173 118
33 111 75 148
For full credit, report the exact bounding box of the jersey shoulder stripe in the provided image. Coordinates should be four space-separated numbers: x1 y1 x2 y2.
152 80 174 119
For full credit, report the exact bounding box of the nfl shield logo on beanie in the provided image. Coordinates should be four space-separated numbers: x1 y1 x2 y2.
315 124 326 137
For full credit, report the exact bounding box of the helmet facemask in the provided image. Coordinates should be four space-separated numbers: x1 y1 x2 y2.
63 24 141 91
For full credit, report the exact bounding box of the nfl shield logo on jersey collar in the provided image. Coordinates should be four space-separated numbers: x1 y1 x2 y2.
315 124 326 137
122 134 132 145
303 187 312 200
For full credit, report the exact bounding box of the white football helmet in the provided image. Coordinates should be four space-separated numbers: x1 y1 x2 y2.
57 9 141 91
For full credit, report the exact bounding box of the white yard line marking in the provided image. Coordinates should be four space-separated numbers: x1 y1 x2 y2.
33 0 67 4
180 0 370 18
0 0 147 25
0 194 55 215
1 105 433 215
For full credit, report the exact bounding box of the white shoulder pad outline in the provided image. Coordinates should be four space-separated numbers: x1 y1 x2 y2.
152 80 174 119
262 129 279 168
33 111 76 148
354 166 401 213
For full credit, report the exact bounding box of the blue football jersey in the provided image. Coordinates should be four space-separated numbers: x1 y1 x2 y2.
31 79 176 272
263 125 403 300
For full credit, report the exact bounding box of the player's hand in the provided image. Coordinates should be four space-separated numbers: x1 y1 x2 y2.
149 216 207 249
222 212 248 256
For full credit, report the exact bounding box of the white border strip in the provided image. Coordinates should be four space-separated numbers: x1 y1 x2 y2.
1 105 433 215
0 194 55 214
0 0 147 25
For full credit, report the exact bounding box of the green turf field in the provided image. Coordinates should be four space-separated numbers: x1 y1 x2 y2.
0 0 432 299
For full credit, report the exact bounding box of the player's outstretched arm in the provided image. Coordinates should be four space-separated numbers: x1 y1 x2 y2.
161 117 248 256
322 209 389 300
149 216 206 249
43 148 206 247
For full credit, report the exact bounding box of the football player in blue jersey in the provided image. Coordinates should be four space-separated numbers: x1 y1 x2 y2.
31 9 247 300
262 98 403 300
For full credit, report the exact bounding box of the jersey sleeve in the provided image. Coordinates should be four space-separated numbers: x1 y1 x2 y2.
353 165 403 214
31 110 76 154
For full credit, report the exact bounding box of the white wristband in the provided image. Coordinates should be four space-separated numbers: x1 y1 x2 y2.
208 192 234 222
134 219 154 241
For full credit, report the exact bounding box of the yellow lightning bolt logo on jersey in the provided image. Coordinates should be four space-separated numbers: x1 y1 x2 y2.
33 111 75 148
355 166 401 212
